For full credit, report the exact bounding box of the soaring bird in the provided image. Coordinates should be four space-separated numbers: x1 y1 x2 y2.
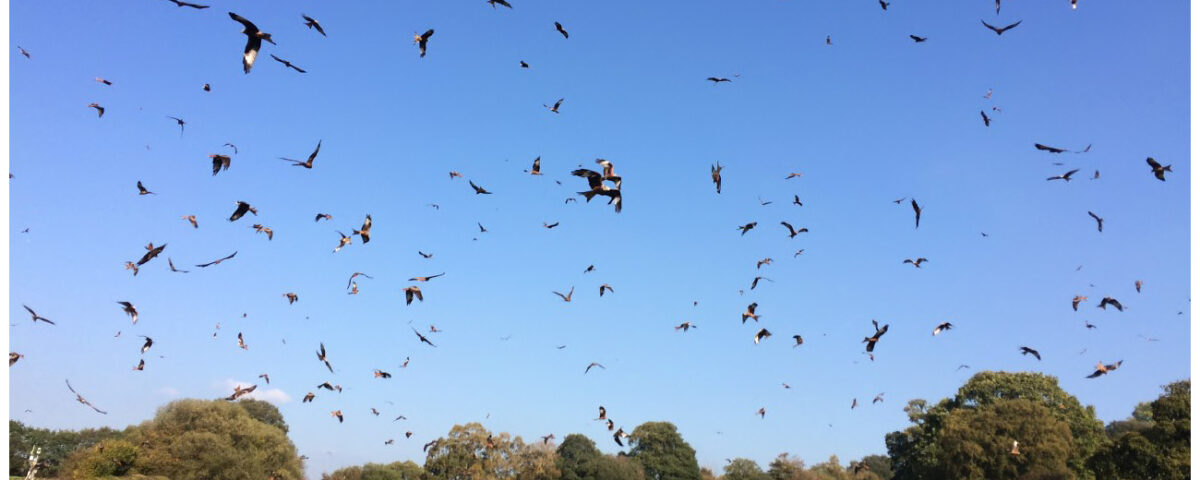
353 214 373 243
137 181 155 195
1087 211 1103 232
742 303 760 323
793 195 803 206
412 327 437 347
167 0 210 8
544 98 564 114
408 273 442 282
414 29 434 57
756 258 773 269
1047 169 1080 182
166 116 186 135
909 35 928 43
911 199 922 228
137 336 154 355
10 352 24 366
520 60 530 68
584 362 605 374
543 222 560 229
316 343 334 373
754 328 772 344
863 320 888 352
230 12 275 73
137 243 167 266
488 0 514 8
88 103 105 117
572 168 622 213
599 284 614 297
613 428 626 447
750 276 773 290
675 322 697 332
711 162 723 193
527 156 542 175
1098 297 1124 311
281 140 321 169
283 293 298 304
879 0 889 10
229 201 257 222
980 110 992 127
469 180 493 194
403 286 424 305
302 14 326 36
94 77 113 86
903 258 929 268
706 77 732 84
554 21 569 39
1034 143 1067 153
1146 157 1172 181
1086 360 1123 378
250 224 273 241
303 392 315 403
196 251 237 268
873 393 885 404
66 380 107 414
270 54 306 73
117 302 138 324
792 335 804 347
1135 280 1143 293
1019 346 1041 360
738 222 757 236
780 221 808 238
374 370 392 379
553 286 575 302
210 154 231 176
258 373 270 384
23 305 55 325
981 19 1022 35
932 322 953 336
315 213 333 222
331 410 344 423
756 407 766 418
236 332 248 350
17 46 30 58
1072 295 1088 311
334 231 352 252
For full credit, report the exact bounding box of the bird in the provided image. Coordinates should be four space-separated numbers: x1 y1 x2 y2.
544 98 564 114
283 293 298 305
903 258 929 268
1146 157 1172 181
597 406 607 420
910 35 928 43
374 370 392 379
196 251 237 268
879 0 889 10
1084 320 1097 330
520 60 529 68
911 199 922 228
449 171 463 180
1087 360 1123 378
1019 346 1041 360
1011 441 1021 456
413 29 434 57
303 392 315 403
1087 211 1103 232
738 222 757 236
230 12 275 73
756 258 773 269
553 286 575 302
1135 280 1143 293
469 180 493 194
315 213 333 222
66 380 107 414
792 335 804 347
236 332 248 350
317 382 336 391
980 110 991 127
250 224 274 241
706 77 732 84
584 362 605 374
22 305 54 325
258 373 270 384
210 154 231 176
331 410 344 423
137 181 155 195
353 215 372 243
599 284 614 296
229 201 257 222
137 242 167 266
419 251 434 259
711 162 723 194
750 276 773 290
863 320 888 352
88 103 105 117
981 19 1022 35
334 231 352 252
166 0 209 8
932 322 953 335
403 286 424 305
572 168 622 213
408 273 443 282
478 223 489 233
794 249 805 257
527 156 543 175
792 195 803 206
17 46 30 58
94 77 113 86
873 393 885 404
1098 297 1124 311
754 328 772 344
281 140 321 169
302 14 325 36
412 327 437 347
202 83 211 91
10 352 24 366
1035 143 1067 153
740 303 762 324
780 221 808 238
270 55 306 73
851 398 858 409
166 116 186 135
675 322 696 332
117 302 138 324
584 265 595 273
316 343 334 373
826 35 832 45
540 434 555 445
1047 169 1080 182
554 21 569 39
613 429 626 447
756 407 766 418
1072 295 1088 311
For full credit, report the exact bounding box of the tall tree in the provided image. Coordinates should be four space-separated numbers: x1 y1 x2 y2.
766 453 805 480
722 458 768 480
423 423 522 480
1087 380 1190 479
627 422 702 480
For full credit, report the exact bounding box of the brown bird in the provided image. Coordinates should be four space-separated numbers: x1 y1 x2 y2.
334 231 352 252
316 343 334 373
317 382 336 391
981 19 1022 35
137 242 167 266
469 180 493 194
258 373 270 384
756 258 773 269
374 369 392 379
792 335 804 347
236 332 248 350
780 221 808 238
911 199 922 228
229 201 257 222
270 54 306 73
302 14 325 36
66 380 107 414
209 154 231 176
863 320 888 352
599 284 614 296
88 103 104 117
347 272 375 288
401 357 411 368
738 222 757 236
742 302 760 324
613 428 627 447
1019 346 1041 360
137 181 155 195
750 276 773 290
554 21 569 38
22 305 54 325
1047 169 1080 182
403 286 424 305
331 410 344 423
353 214 372 243
980 110 991 127
1072 295 1087 311
449 171 463 179
229 12 275 73
1135 280 1143 293
1098 297 1124 311
754 328 772 344
196 251 237 268
314 213 333 223
903 258 929 268
94 77 113 86
176 215 198 230
251 224 274 240
17 46 30 58
711 162 723 194
544 98 564 114
756 407 766 418
585 362 605 374
10 352 24 366
117 301 138 324
1087 211 1103 232
412 327 437 347
414 29 434 57
675 322 697 332
932 322 953 336
553 286 575 302
527 156 543 175
1146 157 1172 181
1035 143 1067 153
572 168 623 213
281 140 321 169
138 335 153 354
1086 360 1123 378
873 393 885 404
226 384 256 401
283 293 298 304
303 392 315 403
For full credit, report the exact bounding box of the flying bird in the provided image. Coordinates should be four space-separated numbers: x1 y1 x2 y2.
1046 169 1080 182
981 19 1022 35
17 46 30 58
137 181 155 195
527 157 542 175
911 199 922 228
1035 143 1067 153
66 380 107 414
88 103 105 117
281 140 321 169
1019 346 1041 360
1135 280 1143 293
408 273 442 282
302 14 326 36
792 335 804 347
520 60 529 68
750 276 773 290
738 222 757 236
334 231 352 252
932 322 953 336
10 352 24 366
1087 211 1103 232
403 286 424 305
706 77 732 84
414 29 434 57
675 322 696 332
315 213 332 222
196 251 237 268
117 302 138 324
139 336 153 354
599 284 614 296
711 162 723 193
754 328 772 344
229 201 257 222
210 154 231 176
374 370 392 379
584 362 605 374
412 327 437 347
863 320 888 352
353 214 372 243
331 410 344 423
283 293 298 304
229 12 275 73
166 0 210 8
742 303 760 323
544 98 564 114
166 116 186 135
316 343 334 373
258 373 270 384
980 110 991 127
756 258 773 269
1098 297 1124 311
23 305 54 325
236 332 248 350
1146 157 1172 181
488 0 514 8
94 77 113 86
553 286 575 302
780 221 808 238
554 22 569 39
469 180 493 194
137 243 167 266
270 54 306 73
756 407 766 418
903 258 929 268
879 0 889 10
1086 360 1123 378
910 35 928 43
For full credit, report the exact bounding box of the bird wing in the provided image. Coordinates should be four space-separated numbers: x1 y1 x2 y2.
1146 157 1163 169
1002 20 1022 31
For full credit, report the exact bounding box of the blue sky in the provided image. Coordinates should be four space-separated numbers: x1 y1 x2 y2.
7 0 1190 477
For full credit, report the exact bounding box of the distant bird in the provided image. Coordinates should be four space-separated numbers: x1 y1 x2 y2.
203 83 211 91
229 201 257 222
1087 211 1103 232
792 335 804 347
258 373 270 384
554 21 569 39
851 398 858 409
597 406 607 420
675 322 696 332
353 214 372 243
873 393 885 404
469 180 493 194
932 322 953 336
613 428 626 447
981 19 1022 35
584 362 605 374
780 221 808 238
166 0 210 8
754 328 772 344
584 265 595 273
1072 0 1078 9
334 231 352 253
1047 169 1079 182
544 98 564 114
910 35 928 43
283 293 298 305
94 77 113 86
10 352 24 366
742 303 760 323
711 162 723 194
903 258 929 268
756 407 766 418
228 384 256 401
1019 346 1041 360
117 301 138 324
270 54 306 73
520 60 529 68
794 249 805 257
303 392 315 403
412 327 437 347
315 213 332 222
22 305 54 325
139 336 154 354
757 258 773 269
210 154 231 176
750 276 773 290
403 286 424 305
17 46 30 58
230 12 275 73
738 222 757 236
553 286 575 302
911 199 922 228
408 273 443 282
137 243 167 266
1098 297 1124 311
374 370 392 379
863 320 888 352
983 88 993 99
419 251 434 258
1035 143 1067 153
527 156 543 175
196 251 237 268
316 343 334 373
1072 295 1088 311
879 0 889 10
281 140 321 169
88 103 105 117
1146 157 1172 181
1135 280 1143 293
236 332 248 350
599 284 614 296
137 181 155 195
478 222 489 233
1091 170 1100 180
414 29 434 57
331 410 344 423
1084 320 1097 329
1086 360 1123 378
66 380 107 414
449 171 463 179
706 77 732 84
980 110 991 127
302 14 326 36
792 195 803 206
826 35 832 45
166 116 186 135
251 224 273 240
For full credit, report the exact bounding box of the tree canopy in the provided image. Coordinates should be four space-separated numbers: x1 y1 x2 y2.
628 422 703 480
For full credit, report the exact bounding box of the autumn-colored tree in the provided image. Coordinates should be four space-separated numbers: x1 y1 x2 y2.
63 439 140 478
423 423 524 480
723 458 768 480
322 461 424 480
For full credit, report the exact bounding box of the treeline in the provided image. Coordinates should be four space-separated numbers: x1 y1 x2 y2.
9 372 1189 480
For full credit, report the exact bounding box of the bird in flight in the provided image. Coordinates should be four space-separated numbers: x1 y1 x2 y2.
879 0 889 10
980 110 991 127
903 258 929 268
1135 280 1143 293
520 60 530 68
792 335 804 347
1098 296 1124 311
1146 157 1172 181
737 222 757 236
554 21 569 39
237 332 248 350
1046 169 1079 182
742 303 760 324
553 286 575 302
711 162 723 194
412 327 437 347
94 77 113 86
750 276 773 290
527 156 542 175
210 154 231 176
281 140 321 169
251 224 273 241
229 201 257 222
316 343 334 373
585 362 605 374
909 35 928 43
374 370 392 379
1087 211 1103 232
544 98 564 114
408 273 443 282
137 181 155 195
599 284 614 297
1086 360 1123 378
17 46 30 58
66 380 107 414
780 222 808 238
353 214 372 243
302 14 326 36
117 302 138 324
675 322 696 332
138 336 154 354
270 54 306 73
1019 346 1041 360
166 116 186 136
706 77 732 84
10 352 24 366
756 258 773 269
315 213 333 222
403 286 424 305
196 251 237 268
754 328 772 344
981 19 1022 35
334 231 353 253
469 180 493 194
283 293 298 305
88 103 105 117
230 12 274 73
137 243 167 266
873 393 885 404
166 0 209 8
1034 143 1067 154
23 305 54 325
331 410 344 423
932 322 954 336
414 29 434 57
863 320 888 352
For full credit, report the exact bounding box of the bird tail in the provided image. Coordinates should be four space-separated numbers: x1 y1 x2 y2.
578 190 597 202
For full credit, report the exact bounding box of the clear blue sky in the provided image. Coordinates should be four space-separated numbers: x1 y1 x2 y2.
8 0 1190 477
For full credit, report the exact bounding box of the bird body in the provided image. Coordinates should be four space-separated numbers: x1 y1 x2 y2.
230 12 274 73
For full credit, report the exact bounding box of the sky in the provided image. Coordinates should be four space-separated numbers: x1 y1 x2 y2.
6 0 1191 477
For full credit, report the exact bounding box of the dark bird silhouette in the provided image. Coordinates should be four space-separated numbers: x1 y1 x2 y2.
270 54 306 73
554 21 569 39
117 302 138 324
1146 157 1172 181
469 180 493 194
553 286 575 302
742 303 760 323
18 46 31 58
1072 296 1087 311
412 327 437 347
903 258 929 268
754 328 772 344
302 14 326 36
1087 211 1103 232
585 362 605 374
137 243 167 266
353 214 372 243
88 103 105 117
166 116 186 135
229 201 257 222
167 0 210 8
1098 296 1124 311
419 251 434 258
879 0 889 10
792 335 804 347
981 19 1022 35
210 154 231 176
910 35 928 43
1086 360 1123 378
1035 143 1067 153
139 336 153 354
137 181 155 195
527 156 542 175
520 60 529 68
863 320 888 352
980 110 991 127
932 322 953 336
281 140 321 168
613 428 626 446
414 29 434 57
408 273 442 282
873 393 885 404
258 373 270 384
203 83 211 91
911 199 922 228
94 77 113 86
229 12 275 73
488 0 513 8
374 369 392 379
707 77 732 84
1019 346 1041 360
66 380 107 414
1047 169 1080 182
711 162 723 193
23 305 55 325
544 98 564 114
403 286 424 305
599 284 614 296
738 222 757 236
10 352 24 366
675 322 696 332
196 251 237 268
780 221 808 238
315 213 332 222
316 343 334 373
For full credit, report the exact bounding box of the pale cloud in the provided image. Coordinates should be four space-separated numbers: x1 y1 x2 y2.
220 379 292 404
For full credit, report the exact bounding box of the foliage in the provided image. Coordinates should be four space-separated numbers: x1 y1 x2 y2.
8 420 123 477
627 422 702 480
855 455 891 480
1087 380 1190 480
63 439 139 479
722 458 767 480
323 461 424 480
423 422 525 479
930 399 1074 479
236 399 290 434
766 453 805 480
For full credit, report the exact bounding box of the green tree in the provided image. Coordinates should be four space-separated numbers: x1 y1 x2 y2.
806 455 851 480
1087 380 1190 480
423 423 523 479
722 458 767 480
929 399 1074 479
127 398 304 480
854 455 891 480
627 422 702 480
323 461 425 480
766 453 805 480
63 439 140 478
8 420 123 477
514 442 560 480
556 433 644 480
236 399 290 433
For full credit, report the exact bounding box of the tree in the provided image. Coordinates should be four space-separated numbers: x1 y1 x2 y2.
323 461 424 480
8 420 123 477
929 399 1074 479
1087 380 1190 480
627 422 702 480
236 399 290 433
766 453 805 480
722 458 767 480
556 433 644 480
423 423 523 480
513 442 560 480
63 439 139 478
854 455 891 480
127 398 304 480
806 455 851 480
